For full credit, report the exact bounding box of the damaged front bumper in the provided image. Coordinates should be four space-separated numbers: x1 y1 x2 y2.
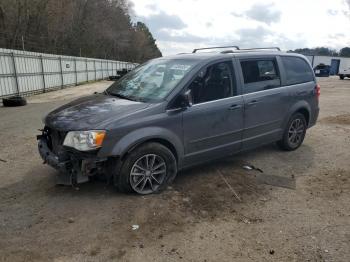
37 131 107 186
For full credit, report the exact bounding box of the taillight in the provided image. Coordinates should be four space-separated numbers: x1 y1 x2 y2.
315 84 320 99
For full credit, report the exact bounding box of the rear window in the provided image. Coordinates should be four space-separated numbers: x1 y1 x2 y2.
282 56 314 85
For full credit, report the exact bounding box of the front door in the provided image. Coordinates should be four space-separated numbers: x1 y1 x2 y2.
182 60 244 166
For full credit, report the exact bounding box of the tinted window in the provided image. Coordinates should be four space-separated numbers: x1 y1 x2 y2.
282 56 314 85
241 60 279 83
188 61 235 104
240 59 281 94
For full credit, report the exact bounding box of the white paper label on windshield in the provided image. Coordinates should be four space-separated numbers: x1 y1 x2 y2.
170 65 191 71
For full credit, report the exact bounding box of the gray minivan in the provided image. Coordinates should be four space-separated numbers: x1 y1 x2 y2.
38 46 320 195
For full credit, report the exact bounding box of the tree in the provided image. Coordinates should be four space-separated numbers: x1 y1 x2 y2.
289 47 338 56
0 0 162 62
339 47 350 57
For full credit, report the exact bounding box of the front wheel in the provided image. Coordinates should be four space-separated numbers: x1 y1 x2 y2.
278 113 307 151
116 142 177 195
339 75 345 80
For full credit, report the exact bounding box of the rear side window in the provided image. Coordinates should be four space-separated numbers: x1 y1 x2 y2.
240 59 281 94
241 60 279 83
281 56 314 85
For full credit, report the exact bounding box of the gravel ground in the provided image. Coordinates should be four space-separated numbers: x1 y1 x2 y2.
0 78 349 262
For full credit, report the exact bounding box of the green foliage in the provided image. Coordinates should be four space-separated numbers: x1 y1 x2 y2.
288 47 338 56
288 47 350 57
0 0 162 63
339 47 350 57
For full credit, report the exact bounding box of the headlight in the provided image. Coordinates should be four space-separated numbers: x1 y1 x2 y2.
63 130 106 151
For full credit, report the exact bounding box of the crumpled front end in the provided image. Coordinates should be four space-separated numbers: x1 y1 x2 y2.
37 127 107 186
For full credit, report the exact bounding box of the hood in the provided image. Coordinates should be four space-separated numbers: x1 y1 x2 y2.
45 94 150 131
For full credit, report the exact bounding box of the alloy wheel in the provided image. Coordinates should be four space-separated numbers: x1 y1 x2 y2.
129 154 167 194
288 118 305 147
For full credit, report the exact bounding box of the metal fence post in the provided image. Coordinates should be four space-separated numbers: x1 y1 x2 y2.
59 56 64 89
107 61 109 77
101 60 103 79
74 58 78 86
40 55 46 93
94 60 96 81
86 59 88 82
11 52 20 95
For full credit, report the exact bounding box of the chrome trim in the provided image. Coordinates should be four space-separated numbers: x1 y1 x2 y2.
176 80 314 108
191 95 243 107
190 129 243 144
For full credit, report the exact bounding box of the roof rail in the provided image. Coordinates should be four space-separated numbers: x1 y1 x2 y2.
192 45 240 53
239 47 281 51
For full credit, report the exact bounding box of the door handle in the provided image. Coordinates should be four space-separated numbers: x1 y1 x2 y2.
228 104 242 110
247 100 259 106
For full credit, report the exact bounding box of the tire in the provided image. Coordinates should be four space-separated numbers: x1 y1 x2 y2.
2 96 27 107
339 75 345 80
278 113 307 151
115 142 177 195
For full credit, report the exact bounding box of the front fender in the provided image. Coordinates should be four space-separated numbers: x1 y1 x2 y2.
98 127 184 166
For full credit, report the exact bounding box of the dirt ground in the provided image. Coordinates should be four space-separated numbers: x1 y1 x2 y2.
0 78 349 262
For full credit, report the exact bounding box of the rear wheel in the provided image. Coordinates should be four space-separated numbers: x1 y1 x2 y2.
278 113 307 151
115 142 177 194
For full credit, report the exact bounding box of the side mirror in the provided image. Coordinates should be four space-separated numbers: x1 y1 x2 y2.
167 90 192 114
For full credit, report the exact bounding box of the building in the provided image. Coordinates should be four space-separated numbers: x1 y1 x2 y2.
304 55 350 75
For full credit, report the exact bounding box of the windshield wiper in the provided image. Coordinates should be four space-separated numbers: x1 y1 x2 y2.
108 92 137 101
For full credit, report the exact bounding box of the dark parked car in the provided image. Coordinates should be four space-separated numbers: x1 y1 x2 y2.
38 46 320 195
314 63 331 77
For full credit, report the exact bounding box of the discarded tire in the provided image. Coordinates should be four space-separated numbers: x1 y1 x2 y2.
2 96 27 107
109 75 122 81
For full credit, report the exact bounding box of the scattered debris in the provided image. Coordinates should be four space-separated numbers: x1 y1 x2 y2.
242 165 263 173
269 249 275 255
0 158 7 163
256 173 296 190
182 197 190 203
242 218 250 224
68 218 74 223
132 224 139 231
217 169 242 202
242 164 296 190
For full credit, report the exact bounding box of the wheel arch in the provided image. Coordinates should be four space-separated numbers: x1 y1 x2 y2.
101 127 184 167
284 102 311 129
295 107 310 126
123 138 179 163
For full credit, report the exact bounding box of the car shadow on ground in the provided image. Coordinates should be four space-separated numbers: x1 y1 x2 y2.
0 142 316 201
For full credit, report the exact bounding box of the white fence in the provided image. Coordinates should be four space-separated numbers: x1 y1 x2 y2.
0 48 138 98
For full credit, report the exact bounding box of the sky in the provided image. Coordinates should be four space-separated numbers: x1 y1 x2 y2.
130 0 350 56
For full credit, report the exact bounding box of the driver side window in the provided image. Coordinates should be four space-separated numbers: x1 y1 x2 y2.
188 61 235 104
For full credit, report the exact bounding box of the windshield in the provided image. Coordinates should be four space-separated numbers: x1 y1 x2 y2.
106 59 197 102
